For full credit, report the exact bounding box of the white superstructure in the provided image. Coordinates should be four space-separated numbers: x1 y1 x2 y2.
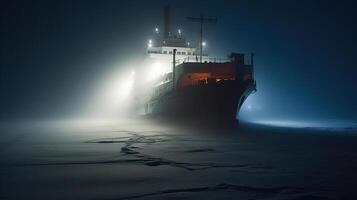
145 28 218 76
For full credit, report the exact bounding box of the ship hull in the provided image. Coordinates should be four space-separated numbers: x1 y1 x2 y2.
145 80 255 127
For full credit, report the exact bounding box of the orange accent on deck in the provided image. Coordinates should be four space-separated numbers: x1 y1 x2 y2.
177 63 236 88
177 72 211 88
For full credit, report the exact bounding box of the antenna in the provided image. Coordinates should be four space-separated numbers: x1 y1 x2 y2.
187 15 217 63
164 5 170 38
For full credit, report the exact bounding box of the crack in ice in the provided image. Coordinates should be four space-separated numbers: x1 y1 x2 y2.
104 183 318 200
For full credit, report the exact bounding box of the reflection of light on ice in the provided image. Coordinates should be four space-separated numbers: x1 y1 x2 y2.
250 119 357 129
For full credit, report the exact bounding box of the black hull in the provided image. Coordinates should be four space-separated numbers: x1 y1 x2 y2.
145 80 255 127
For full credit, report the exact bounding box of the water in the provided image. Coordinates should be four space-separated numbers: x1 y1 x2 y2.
1 118 357 199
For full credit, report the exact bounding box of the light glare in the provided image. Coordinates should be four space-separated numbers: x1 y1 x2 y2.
146 61 167 81
118 71 135 98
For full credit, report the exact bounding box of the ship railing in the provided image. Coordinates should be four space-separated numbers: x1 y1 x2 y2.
181 56 230 63
147 50 162 54
151 81 174 99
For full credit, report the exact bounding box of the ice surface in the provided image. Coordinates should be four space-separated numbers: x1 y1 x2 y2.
1 119 357 199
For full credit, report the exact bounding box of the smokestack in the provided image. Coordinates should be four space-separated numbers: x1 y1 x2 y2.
164 5 170 38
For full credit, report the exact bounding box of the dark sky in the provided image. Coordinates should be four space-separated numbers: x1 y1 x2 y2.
1 0 356 122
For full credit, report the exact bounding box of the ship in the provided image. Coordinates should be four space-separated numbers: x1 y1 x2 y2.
135 6 256 127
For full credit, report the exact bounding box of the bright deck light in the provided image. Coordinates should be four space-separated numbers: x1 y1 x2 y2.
202 42 206 46
146 61 167 81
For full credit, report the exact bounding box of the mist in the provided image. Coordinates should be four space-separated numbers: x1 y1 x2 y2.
2 2 357 199
1 0 357 127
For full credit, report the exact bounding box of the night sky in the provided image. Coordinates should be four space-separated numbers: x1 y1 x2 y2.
1 0 356 123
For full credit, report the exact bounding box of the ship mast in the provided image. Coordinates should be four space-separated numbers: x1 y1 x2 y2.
172 49 177 90
164 5 170 38
187 15 217 63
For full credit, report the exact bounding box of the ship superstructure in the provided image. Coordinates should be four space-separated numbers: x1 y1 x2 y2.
136 6 256 126
145 6 215 76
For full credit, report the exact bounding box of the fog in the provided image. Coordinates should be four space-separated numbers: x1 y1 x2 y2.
1 0 356 127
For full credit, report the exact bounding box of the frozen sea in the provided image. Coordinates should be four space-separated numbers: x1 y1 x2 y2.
1 118 357 200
